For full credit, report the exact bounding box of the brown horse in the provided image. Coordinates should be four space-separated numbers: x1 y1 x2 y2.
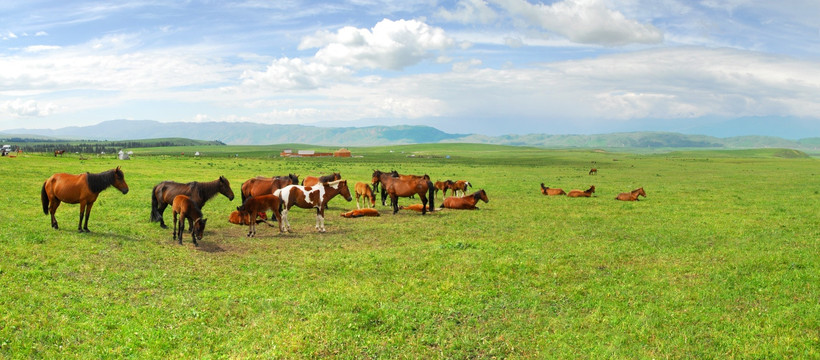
399 203 440 212
567 185 595 198
274 179 352 232
372 170 434 214
171 195 208 246
615 187 646 201
434 180 453 198
449 180 472 196
228 210 267 225
41 166 129 232
240 174 298 202
236 194 284 237
540 183 566 196
302 172 341 187
589 168 597 175
441 189 489 210
340 208 380 218
151 176 234 228
354 181 376 209
54 150 65 157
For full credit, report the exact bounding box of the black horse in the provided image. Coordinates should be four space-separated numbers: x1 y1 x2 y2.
150 176 234 228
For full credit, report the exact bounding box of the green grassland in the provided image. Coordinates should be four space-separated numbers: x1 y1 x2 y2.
1 144 818 358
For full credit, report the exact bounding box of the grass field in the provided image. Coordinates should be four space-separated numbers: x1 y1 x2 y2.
1 144 818 358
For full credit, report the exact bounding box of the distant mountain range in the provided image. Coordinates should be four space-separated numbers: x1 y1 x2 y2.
3 119 819 150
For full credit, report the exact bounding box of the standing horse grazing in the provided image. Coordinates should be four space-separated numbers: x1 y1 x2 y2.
615 187 646 201
450 180 472 196
240 174 298 202
441 189 489 210
151 176 234 228
171 195 208 246
372 170 434 214
236 194 284 237
302 172 341 187
540 183 566 196
354 181 376 209
54 150 66 157
274 179 352 232
41 167 129 232
567 185 596 198
589 168 598 175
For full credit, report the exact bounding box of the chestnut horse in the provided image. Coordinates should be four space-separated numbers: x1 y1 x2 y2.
434 180 453 198
450 180 472 196
240 174 298 202
151 176 234 228
354 181 376 209
41 166 129 232
171 195 208 246
340 208 380 218
302 172 341 187
441 189 489 210
228 210 267 225
236 194 284 237
615 187 646 201
274 179 352 232
54 150 65 157
567 185 595 198
540 183 566 196
589 168 597 175
372 170 434 214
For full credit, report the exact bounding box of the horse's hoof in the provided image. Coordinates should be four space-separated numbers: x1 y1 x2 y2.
160 224 168 229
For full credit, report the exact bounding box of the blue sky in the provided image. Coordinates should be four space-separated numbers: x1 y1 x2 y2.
2 0 820 138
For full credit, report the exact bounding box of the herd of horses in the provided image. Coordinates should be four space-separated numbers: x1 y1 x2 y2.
39 165 645 245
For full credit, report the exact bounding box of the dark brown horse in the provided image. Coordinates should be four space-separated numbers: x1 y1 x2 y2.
302 172 341 187
372 170 434 214
540 183 566 196
240 174 298 202
41 166 129 232
171 195 208 246
567 185 595 198
236 194 284 237
274 179 352 232
615 187 646 201
54 150 65 157
375 171 430 206
151 176 234 228
441 189 488 210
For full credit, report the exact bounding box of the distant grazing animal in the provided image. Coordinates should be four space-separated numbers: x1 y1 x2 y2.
567 185 596 198
441 189 489 210
540 183 566 196
372 170 434 214
240 174 298 202
340 208 380 218
354 181 376 209
41 167 129 232
274 179 352 232
236 194 284 237
302 172 341 187
450 180 472 197
434 180 453 198
54 150 65 157
589 168 598 175
228 210 268 225
151 176 234 228
615 187 646 201
171 195 208 246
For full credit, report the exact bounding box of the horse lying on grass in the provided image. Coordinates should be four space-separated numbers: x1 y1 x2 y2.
340 208 380 218
615 187 646 201
441 189 489 210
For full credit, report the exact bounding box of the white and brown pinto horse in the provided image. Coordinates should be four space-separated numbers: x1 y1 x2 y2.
442 189 489 210
274 179 352 232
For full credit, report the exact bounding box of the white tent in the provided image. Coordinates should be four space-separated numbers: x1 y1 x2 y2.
118 150 130 160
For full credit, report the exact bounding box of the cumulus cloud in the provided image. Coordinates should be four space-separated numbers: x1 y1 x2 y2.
437 0 499 24
1 99 56 117
240 57 352 90
299 18 455 70
491 0 663 46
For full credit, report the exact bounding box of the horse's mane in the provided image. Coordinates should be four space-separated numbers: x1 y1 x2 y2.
86 168 119 193
319 173 340 182
471 189 485 201
193 177 225 203
324 179 345 188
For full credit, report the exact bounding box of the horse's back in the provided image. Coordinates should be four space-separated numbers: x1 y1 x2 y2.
45 172 90 203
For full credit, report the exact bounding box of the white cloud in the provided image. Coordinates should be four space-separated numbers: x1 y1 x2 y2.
491 0 664 46
240 57 352 90
437 0 499 24
1 98 57 117
299 18 455 70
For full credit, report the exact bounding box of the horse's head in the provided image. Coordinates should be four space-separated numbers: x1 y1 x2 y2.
113 166 129 194
219 176 235 201
192 218 208 242
588 185 596 193
333 172 341 181
338 180 352 202
389 170 400 177
637 187 646 197
289 174 299 185
478 189 489 203
371 170 383 185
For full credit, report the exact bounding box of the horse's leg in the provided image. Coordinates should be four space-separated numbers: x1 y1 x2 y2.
173 212 179 241
390 194 399 214
157 202 169 229
77 202 87 232
282 208 290 232
419 193 428 215
178 217 186 244
356 193 361 209
49 198 61 230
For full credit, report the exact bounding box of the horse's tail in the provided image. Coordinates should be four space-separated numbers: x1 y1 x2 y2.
150 184 162 222
41 183 49 214
426 180 435 212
